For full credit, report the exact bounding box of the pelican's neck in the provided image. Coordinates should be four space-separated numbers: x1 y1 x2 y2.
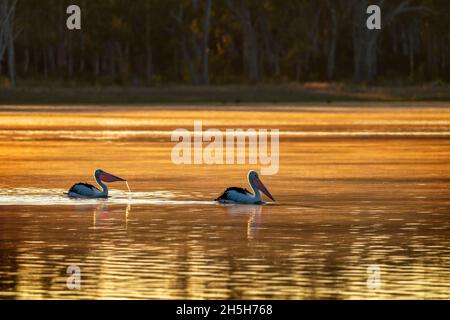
248 176 261 201
95 173 108 197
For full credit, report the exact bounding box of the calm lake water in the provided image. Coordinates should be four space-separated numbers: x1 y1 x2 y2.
0 103 449 299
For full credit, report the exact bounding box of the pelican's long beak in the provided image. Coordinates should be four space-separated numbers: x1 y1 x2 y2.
254 176 275 201
99 171 126 182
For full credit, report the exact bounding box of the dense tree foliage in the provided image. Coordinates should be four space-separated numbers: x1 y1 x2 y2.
1 0 449 86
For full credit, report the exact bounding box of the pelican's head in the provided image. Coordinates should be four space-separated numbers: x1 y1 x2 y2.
95 169 126 182
248 170 275 202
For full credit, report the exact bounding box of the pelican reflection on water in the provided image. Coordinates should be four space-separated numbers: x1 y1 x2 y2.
91 203 132 230
226 204 264 241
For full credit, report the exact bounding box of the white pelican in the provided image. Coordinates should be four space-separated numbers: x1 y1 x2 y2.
67 169 126 198
215 170 275 204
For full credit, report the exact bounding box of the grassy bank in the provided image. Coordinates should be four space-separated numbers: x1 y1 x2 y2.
1 83 449 105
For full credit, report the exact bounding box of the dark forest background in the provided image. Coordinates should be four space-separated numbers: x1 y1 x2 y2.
0 0 449 88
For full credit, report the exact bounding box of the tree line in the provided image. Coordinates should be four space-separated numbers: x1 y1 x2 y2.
0 0 449 87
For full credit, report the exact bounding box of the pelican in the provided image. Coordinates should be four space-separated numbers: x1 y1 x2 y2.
67 169 126 198
215 170 275 204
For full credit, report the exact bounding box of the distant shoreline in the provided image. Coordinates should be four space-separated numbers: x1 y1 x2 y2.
1 83 449 105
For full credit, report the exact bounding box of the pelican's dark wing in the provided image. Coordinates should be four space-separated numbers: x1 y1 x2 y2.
215 187 251 201
68 182 100 193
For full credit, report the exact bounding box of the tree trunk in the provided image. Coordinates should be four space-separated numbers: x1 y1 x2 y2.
0 0 17 85
24 46 30 75
93 54 100 77
239 4 259 82
80 34 86 73
327 7 338 80
172 1 212 85
43 47 48 79
201 0 212 85
7 3 15 86
352 0 380 82
352 0 368 82
68 36 74 79
181 37 200 85
48 47 56 74
145 2 154 84
260 12 280 78
408 24 415 79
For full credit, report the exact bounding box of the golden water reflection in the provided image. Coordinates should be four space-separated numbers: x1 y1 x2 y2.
1 201 448 299
0 105 450 299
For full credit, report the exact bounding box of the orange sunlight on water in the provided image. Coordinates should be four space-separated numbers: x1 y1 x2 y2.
0 104 449 299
